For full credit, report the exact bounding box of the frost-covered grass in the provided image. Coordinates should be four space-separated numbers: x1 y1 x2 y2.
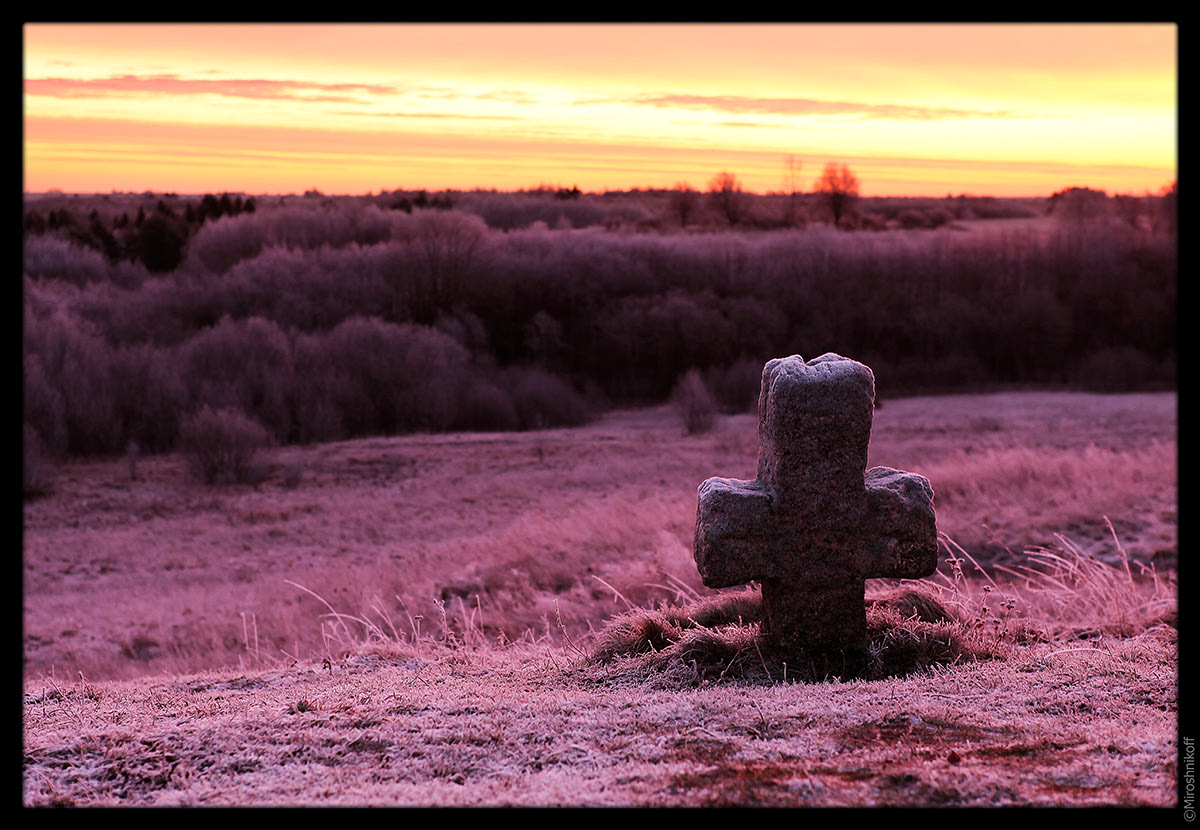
22 546 1176 806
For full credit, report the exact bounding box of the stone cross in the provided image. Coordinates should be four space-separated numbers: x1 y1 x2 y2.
693 354 938 657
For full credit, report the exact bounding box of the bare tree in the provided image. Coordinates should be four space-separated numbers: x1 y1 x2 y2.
783 155 803 226
671 368 717 435
814 162 859 229
707 171 748 226
1154 180 1177 238
1047 187 1110 226
387 209 489 324
669 182 700 228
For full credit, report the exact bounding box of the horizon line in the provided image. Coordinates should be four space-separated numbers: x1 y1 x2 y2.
23 186 1152 201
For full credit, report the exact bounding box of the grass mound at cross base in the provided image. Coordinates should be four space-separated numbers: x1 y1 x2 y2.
585 586 997 687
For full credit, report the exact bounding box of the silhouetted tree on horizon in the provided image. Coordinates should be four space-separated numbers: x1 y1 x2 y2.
783 155 804 226
707 171 748 226
1156 180 1177 238
1047 186 1109 225
135 213 189 273
669 182 700 227
814 162 859 228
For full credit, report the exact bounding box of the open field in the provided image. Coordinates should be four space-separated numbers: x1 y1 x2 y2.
23 389 1176 683
23 390 1178 807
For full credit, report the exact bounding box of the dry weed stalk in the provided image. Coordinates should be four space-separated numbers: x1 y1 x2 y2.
240 612 262 668
921 533 1034 649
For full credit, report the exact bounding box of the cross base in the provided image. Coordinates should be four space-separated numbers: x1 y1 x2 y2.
761 577 870 657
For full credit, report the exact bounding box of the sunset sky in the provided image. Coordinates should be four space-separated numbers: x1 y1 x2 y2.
23 23 1177 198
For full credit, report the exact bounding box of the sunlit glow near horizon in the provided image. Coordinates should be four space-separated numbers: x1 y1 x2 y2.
23 23 1177 198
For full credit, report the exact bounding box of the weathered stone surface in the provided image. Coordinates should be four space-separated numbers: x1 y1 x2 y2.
693 353 938 656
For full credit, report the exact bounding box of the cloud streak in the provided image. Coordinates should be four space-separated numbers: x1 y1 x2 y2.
27 75 1032 123
25 74 397 103
24 74 573 119
630 93 1031 121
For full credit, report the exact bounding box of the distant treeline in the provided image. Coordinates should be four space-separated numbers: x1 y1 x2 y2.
23 187 1176 461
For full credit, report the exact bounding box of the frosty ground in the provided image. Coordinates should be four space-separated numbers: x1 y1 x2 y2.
23 390 1178 806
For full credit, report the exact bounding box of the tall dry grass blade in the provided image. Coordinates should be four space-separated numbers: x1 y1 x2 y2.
285 579 385 648
592 575 635 612
1104 515 1135 584
555 599 588 657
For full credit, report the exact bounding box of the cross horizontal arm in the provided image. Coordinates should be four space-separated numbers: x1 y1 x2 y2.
862 466 939 579
694 477 775 587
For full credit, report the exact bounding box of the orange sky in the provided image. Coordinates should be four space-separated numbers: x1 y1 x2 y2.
22 23 1177 197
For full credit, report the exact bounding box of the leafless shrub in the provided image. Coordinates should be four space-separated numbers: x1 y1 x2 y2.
707 172 748 226
23 423 55 499
108 343 188 453
187 203 394 276
813 162 860 228
503 366 593 430
203 243 394 335
708 358 762 414
455 379 520 432
387 210 489 324
23 353 67 458
437 308 491 355
178 405 273 486
23 306 122 456
927 208 955 228
1049 186 1111 226
1073 346 1161 392
320 316 472 435
671 369 717 435
186 212 267 275
457 192 638 231
180 315 294 442
288 331 348 445
668 182 701 228
22 189 1175 462
836 211 862 231
521 310 566 369
23 234 110 285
